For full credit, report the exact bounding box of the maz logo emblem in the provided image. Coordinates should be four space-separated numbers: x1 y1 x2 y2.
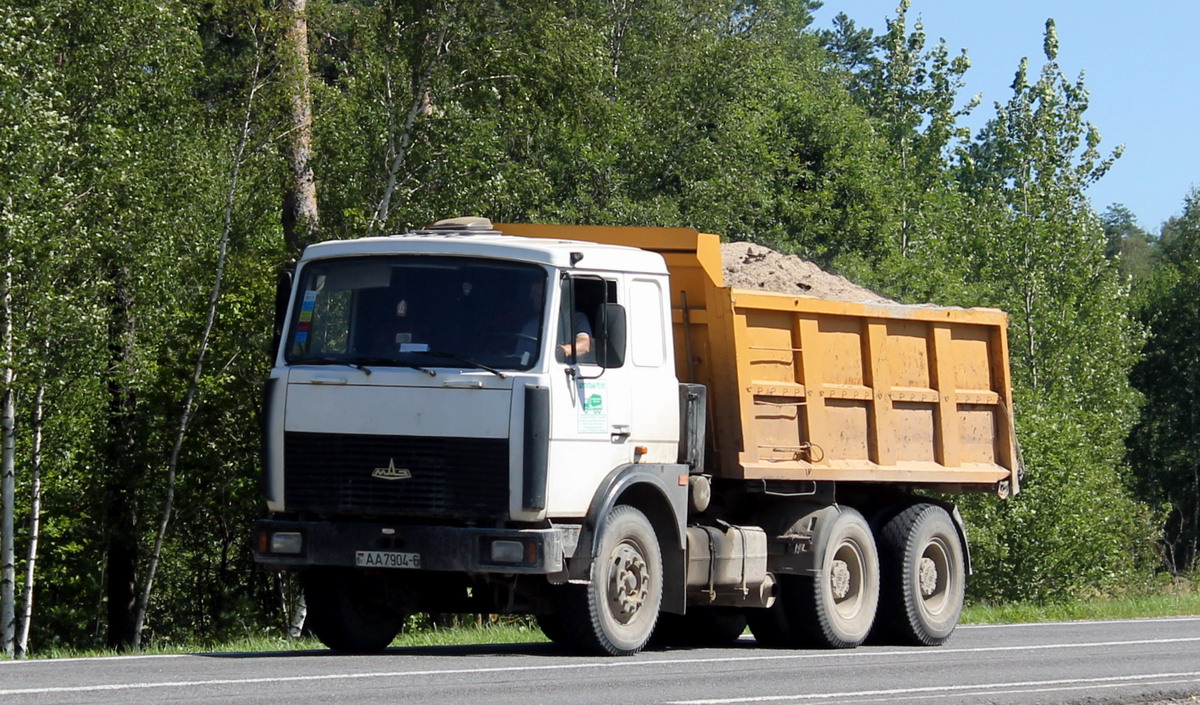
371 458 413 481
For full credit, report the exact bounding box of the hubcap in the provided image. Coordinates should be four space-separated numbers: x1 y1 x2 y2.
608 543 650 623
919 556 938 597
829 540 865 618
919 538 952 615
830 559 851 599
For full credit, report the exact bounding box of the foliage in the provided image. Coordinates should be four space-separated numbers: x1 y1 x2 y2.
1127 189 1200 574
1101 203 1157 285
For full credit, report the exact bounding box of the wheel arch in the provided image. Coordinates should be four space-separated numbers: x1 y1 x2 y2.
573 463 689 614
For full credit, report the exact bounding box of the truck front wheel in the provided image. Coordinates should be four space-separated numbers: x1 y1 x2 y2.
872 503 965 645
302 567 406 653
558 505 662 656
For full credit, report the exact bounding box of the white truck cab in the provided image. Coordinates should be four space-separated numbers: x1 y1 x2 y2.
255 219 693 655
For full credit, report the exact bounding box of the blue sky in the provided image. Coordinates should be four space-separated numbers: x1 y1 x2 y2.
812 1 1200 231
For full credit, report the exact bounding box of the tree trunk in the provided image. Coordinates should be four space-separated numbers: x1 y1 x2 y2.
15 370 43 658
288 593 307 639
607 0 630 94
279 4 317 633
1 260 15 658
103 270 139 651
282 0 319 255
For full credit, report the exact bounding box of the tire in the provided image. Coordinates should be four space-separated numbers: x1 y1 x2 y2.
302 567 406 653
652 607 747 648
788 507 879 648
872 503 965 646
557 505 662 656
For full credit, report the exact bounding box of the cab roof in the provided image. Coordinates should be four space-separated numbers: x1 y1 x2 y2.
300 226 669 276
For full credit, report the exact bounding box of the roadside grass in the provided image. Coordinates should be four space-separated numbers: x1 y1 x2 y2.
961 585 1200 625
391 621 545 648
18 634 328 661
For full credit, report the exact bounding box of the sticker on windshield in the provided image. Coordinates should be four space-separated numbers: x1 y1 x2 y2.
577 380 607 433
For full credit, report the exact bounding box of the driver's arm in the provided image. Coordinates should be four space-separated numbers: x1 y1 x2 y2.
560 311 592 358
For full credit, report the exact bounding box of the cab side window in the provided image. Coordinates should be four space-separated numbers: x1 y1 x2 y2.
557 276 619 366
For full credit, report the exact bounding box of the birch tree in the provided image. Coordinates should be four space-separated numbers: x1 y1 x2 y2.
0 4 75 657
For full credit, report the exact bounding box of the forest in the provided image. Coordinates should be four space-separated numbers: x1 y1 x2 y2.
1 0 1198 657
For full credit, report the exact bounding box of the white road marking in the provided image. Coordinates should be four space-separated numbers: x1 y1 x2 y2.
664 671 1200 704
835 677 1200 704
959 615 1200 629
1 635 1198 696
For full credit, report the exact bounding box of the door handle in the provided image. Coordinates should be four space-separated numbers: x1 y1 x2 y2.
310 376 347 385
443 380 484 389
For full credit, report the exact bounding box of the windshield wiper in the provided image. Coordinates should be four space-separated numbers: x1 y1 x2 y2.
294 356 437 377
346 356 438 377
419 350 507 378
293 356 373 374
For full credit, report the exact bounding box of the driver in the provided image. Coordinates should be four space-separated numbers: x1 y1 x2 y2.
520 279 591 362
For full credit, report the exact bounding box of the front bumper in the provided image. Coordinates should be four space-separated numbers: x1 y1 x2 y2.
253 519 568 575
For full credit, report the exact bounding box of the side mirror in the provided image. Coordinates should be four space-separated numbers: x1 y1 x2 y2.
595 302 626 369
271 265 295 361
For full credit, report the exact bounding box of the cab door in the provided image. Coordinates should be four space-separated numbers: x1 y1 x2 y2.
544 274 633 517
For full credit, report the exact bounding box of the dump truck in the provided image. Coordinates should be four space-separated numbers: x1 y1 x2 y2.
253 218 1019 655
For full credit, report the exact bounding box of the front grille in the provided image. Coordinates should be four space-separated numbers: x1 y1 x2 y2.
284 431 509 520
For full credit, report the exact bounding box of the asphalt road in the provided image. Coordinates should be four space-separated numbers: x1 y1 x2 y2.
2 617 1198 705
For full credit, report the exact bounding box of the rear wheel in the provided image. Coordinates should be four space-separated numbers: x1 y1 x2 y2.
788 507 879 648
872 503 965 646
303 567 406 653
749 508 879 649
557 505 662 655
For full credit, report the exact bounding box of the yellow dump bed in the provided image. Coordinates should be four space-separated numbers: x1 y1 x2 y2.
495 223 1019 494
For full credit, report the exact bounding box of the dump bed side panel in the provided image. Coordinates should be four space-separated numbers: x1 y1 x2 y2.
717 290 1018 490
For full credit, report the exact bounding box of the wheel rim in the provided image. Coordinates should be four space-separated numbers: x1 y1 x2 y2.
829 538 866 620
918 536 953 616
607 540 651 625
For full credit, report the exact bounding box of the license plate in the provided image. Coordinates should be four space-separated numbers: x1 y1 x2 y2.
355 550 421 569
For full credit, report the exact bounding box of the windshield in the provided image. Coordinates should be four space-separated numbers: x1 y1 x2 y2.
285 255 547 371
